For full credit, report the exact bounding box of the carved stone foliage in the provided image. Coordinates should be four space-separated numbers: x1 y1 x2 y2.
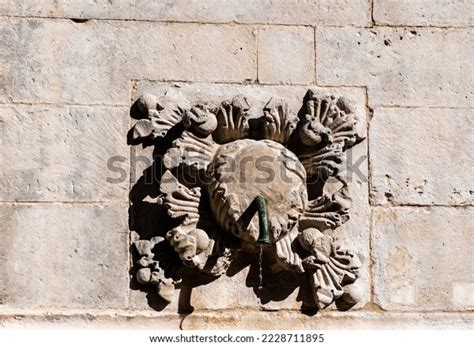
129 89 365 313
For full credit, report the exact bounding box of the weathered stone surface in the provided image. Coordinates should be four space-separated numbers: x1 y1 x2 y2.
0 105 130 201
258 26 314 84
372 207 474 311
0 0 370 26
316 27 474 108
0 19 129 105
0 19 256 104
182 311 474 329
369 108 474 206
0 203 129 309
374 0 474 27
4 311 472 329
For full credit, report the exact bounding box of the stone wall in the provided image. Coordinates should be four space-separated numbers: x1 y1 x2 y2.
0 0 472 328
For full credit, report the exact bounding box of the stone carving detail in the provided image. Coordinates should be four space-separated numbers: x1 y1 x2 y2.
129 89 365 313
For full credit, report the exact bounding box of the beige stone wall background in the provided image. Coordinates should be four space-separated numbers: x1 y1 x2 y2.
0 0 472 328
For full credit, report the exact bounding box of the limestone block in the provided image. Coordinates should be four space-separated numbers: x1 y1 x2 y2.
0 0 370 26
0 19 256 104
181 311 474 330
120 23 257 85
258 26 314 84
0 105 130 202
0 203 129 310
0 19 129 105
316 27 474 108
1 311 473 329
369 107 474 206
374 0 474 27
372 207 474 311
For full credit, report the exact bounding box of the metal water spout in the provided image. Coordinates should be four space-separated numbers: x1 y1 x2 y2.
236 195 271 245
255 196 271 245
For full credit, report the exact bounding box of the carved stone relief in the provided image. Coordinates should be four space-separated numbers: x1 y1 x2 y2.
129 88 366 313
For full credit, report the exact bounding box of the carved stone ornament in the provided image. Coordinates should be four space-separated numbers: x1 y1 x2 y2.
129 89 365 313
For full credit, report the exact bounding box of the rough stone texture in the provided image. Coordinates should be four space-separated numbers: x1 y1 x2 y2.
0 105 130 202
258 26 314 85
0 18 256 105
374 0 474 27
369 107 474 206
1 311 473 329
0 203 129 310
181 311 474 329
0 0 370 26
316 27 474 108
372 207 474 311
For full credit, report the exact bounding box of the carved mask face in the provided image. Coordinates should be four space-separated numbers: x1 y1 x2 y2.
207 139 308 244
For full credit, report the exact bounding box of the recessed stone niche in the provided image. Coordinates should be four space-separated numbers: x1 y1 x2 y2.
128 83 369 313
